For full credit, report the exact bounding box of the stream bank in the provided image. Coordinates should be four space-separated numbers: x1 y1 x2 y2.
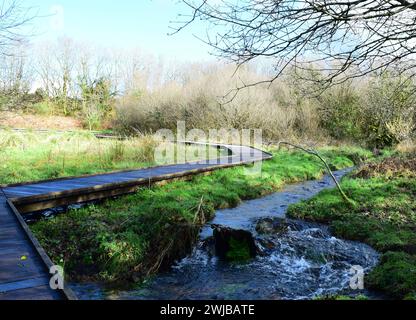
68 168 381 300
29 148 372 284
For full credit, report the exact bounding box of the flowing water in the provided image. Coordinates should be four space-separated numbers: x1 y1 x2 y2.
68 168 381 300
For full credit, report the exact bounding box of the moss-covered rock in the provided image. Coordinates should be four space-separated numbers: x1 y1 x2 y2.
213 226 257 261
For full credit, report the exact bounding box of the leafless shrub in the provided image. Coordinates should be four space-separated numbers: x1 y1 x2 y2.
114 64 322 141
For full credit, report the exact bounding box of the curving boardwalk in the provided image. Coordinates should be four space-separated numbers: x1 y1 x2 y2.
0 143 272 300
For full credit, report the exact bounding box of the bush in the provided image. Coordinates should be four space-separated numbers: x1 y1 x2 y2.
316 73 416 148
318 82 362 141
114 65 322 142
359 74 416 147
114 66 416 148
32 101 52 115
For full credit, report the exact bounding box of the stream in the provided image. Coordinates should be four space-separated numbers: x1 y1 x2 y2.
68 168 381 300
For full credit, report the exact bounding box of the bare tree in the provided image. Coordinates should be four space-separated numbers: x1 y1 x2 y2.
0 0 36 115
36 41 54 97
176 0 416 91
0 0 35 56
0 45 29 92
34 39 75 115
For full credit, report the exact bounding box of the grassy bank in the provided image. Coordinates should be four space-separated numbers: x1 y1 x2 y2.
0 130 225 185
31 146 372 283
288 154 416 299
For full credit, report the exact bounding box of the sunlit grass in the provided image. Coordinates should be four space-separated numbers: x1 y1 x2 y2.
0 130 227 185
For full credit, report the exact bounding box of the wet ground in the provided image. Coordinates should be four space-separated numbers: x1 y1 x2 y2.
68 168 381 300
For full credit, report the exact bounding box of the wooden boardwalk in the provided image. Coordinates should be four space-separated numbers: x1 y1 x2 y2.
0 143 272 300
0 194 67 300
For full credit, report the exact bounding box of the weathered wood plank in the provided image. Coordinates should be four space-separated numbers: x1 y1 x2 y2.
0 284 62 300
0 276 50 293
0 195 72 300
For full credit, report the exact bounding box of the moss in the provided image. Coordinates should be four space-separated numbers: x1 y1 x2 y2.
226 237 252 261
319 146 374 167
367 252 416 299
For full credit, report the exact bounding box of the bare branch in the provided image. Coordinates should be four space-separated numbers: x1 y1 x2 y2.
175 0 416 92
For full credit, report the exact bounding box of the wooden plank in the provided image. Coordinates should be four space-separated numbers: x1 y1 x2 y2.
0 284 63 300
14 184 141 214
5 199 78 300
0 277 50 293
0 195 75 300
0 252 46 281
0 197 50 290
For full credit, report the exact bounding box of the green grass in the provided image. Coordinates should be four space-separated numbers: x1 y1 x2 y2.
0 130 226 185
287 154 416 299
30 146 372 283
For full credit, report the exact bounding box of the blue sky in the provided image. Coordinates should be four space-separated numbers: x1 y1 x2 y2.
25 0 214 61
